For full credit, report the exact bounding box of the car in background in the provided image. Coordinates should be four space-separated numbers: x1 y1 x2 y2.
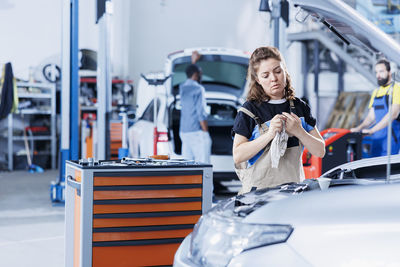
174 0 400 266
129 47 249 190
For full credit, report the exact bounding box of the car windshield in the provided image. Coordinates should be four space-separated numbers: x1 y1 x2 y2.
171 55 248 97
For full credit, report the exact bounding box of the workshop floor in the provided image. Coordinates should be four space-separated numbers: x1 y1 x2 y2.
0 169 236 266
0 170 64 267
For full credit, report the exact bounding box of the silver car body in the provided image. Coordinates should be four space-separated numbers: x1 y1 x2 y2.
174 155 400 266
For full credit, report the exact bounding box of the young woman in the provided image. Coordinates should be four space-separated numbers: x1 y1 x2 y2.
232 46 325 193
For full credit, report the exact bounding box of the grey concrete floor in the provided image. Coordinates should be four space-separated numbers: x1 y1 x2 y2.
0 169 64 267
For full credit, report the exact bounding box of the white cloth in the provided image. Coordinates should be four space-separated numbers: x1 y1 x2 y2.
270 122 288 168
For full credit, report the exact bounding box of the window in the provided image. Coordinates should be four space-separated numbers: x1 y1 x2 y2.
171 55 248 95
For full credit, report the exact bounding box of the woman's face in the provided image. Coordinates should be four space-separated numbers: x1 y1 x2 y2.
256 58 286 100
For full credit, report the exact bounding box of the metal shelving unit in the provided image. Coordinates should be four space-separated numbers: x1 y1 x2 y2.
7 82 57 170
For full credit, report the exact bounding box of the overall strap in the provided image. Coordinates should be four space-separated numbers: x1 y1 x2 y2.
383 90 399 144
289 99 303 147
289 99 296 114
238 107 257 119
238 107 269 133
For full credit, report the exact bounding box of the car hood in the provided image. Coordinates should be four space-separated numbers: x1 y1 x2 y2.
243 182 400 226
291 0 400 65
321 154 400 180
209 178 399 227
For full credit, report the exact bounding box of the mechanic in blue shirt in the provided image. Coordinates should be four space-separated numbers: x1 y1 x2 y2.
179 61 211 163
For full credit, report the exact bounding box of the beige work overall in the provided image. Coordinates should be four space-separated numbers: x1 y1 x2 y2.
234 100 304 194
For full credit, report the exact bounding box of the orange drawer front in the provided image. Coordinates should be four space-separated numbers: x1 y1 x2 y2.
94 175 202 186
93 188 202 200
93 228 192 242
93 215 201 228
92 243 181 267
110 143 122 149
93 201 202 214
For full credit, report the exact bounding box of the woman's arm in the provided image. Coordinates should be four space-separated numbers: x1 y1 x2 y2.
282 112 325 158
298 127 325 158
233 114 285 164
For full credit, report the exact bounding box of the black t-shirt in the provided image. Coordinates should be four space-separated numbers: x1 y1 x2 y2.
232 97 316 148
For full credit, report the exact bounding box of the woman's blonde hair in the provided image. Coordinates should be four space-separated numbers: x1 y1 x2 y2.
246 46 295 102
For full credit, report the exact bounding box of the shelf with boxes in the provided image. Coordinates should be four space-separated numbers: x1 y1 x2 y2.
7 82 57 171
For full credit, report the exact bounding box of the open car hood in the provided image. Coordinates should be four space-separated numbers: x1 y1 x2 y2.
291 0 400 65
321 154 400 180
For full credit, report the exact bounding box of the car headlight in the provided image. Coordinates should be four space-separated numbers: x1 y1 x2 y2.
189 212 293 267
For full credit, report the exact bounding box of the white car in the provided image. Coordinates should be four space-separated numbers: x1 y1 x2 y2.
129 47 249 189
174 155 400 267
174 0 400 266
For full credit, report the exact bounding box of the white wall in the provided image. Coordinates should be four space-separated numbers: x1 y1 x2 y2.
0 0 62 79
0 0 98 80
79 0 98 52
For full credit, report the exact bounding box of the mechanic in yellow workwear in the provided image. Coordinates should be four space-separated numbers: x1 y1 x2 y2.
351 58 400 157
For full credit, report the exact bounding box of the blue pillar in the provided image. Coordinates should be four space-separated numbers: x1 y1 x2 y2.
70 0 79 160
52 0 79 203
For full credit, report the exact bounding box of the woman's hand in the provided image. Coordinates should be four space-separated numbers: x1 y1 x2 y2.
267 114 286 137
282 112 303 137
282 112 326 158
233 114 284 164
